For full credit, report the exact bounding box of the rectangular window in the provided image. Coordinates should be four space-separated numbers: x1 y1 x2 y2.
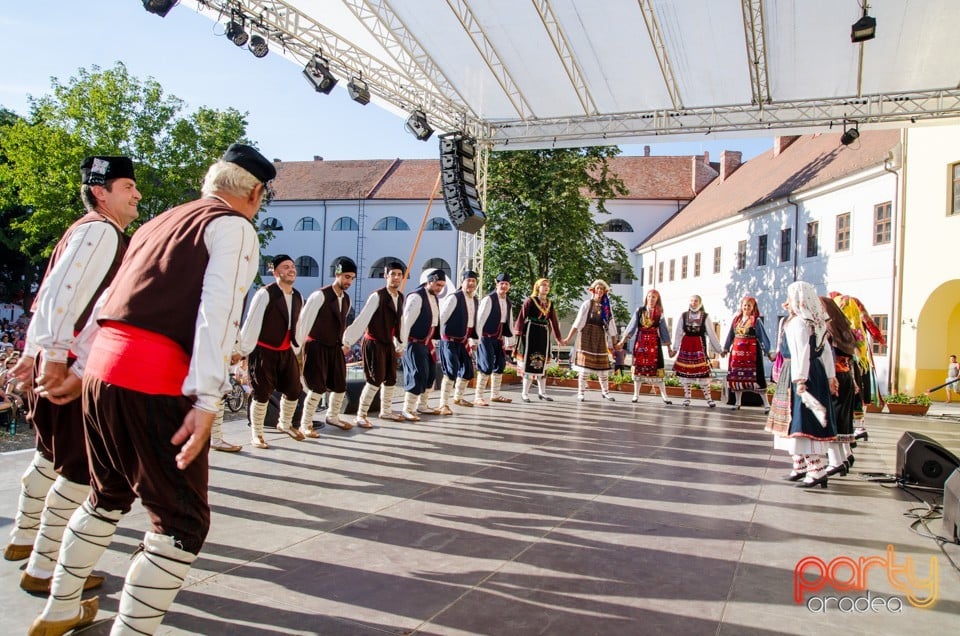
681 255 688 279
736 240 747 270
658 262 664 283
806 221 819 258
780 228 792 262
757 234 767 266
713 247 721 274
694 252 701 277
873 202 892 244
647 265 653 285
669 259 676 281
952 163 960 216
871 314 888 356
835 212 851 252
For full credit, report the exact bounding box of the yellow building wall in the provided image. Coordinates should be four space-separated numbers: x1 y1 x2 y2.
900 126 960 399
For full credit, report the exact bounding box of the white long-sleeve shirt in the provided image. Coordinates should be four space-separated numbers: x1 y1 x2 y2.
476 294 515 348
342 289 402 348
785 318 835 383
674 310 723 355
237 285 299 356
296 287 346 347
400 290 439 347
72 215 259 413
24 219 122 362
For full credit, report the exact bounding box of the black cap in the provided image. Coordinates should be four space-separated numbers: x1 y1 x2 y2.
272 254 294 269
426 269 446 283
221 143 276 183
495 273 511 283
81 156 136 185
334 257 357 275
461 270 479 281
385 261 405 274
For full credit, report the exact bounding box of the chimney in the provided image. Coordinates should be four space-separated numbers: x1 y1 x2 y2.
313 155 324 161
720 150 742 182
773 136 799 157
703 151 709 165
644 145 651 157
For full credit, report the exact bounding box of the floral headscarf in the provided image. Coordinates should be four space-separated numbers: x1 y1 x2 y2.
589 279 612 324
787 281 828 344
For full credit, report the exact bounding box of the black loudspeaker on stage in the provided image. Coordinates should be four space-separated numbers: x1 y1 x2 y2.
895 431 960 490
943 469 960 544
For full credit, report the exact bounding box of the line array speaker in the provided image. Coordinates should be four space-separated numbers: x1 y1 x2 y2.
439 133 486 234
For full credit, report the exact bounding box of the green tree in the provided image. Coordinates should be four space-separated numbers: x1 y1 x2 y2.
482 147 633 323
0 63 252 267
0 108 41 309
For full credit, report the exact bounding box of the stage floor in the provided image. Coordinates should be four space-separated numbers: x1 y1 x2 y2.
3 387 959 635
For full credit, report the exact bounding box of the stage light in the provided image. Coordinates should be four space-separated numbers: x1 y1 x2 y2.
851 12 876 43
348 76 371 105
248 34 269 58
405 109 433 141
143 0 177 17
303 55 338 94
840 125 860 146
226 19 248 47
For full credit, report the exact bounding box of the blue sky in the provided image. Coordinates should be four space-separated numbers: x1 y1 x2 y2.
1 0 773 162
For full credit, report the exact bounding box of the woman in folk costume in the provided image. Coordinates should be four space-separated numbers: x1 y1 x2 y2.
765 281 839 489
566 280 618 402
722 296 772 412
618 289 674 404
672 295 724 407
514 278 565 402
830 292 885 441
820 295 860 476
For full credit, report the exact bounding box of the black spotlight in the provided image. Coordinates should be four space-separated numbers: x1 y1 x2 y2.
303 55 338 94
248 34 269 58
226 19 248 47
405 109 433 141
143 0 177 17
348 77 371 105
851 13 876 43
840 126 860 146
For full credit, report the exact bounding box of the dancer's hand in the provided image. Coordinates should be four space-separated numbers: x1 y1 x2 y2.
9 355 35 389
173 408 215 470
828 377 839 396
37 372 82 405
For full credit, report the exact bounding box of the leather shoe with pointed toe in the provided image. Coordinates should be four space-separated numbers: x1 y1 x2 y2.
538 394 553 401
28 597 98 636
825 463 848 477
4 543 32 561
521 396 531 403
782 471 806 482
796 474 829 489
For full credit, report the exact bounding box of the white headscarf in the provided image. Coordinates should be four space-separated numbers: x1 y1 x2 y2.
787 281 828 345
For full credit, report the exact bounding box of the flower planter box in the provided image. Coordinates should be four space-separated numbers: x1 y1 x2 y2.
665 385 685 398
546 377 578 388
864 403 883 414
885 403 930 416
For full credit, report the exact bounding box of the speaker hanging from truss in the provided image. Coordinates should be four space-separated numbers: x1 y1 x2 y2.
439 133 485 234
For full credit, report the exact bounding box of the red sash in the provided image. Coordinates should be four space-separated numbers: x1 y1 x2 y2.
86 321 189 395
257 331 292 351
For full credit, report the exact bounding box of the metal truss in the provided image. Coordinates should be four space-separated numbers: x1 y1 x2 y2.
741 0 770 106
487 89 960 148
638 0 683 111
532 0 597 116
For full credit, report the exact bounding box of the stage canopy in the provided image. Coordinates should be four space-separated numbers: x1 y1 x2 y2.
183 0 960 149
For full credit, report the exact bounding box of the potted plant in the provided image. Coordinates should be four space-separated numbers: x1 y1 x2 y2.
664 374 685 398
708 381 724 401
884 392 932 416
501 365 519 384
609 371 634 392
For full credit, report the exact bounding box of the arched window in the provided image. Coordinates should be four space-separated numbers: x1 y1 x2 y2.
426 217 453 231
421 258 452 280
259 217 283 231
369 257 406 278
332 216 359 231
259 256 273 277
296 256 319 277
602 219 634 233
294 216 320 231
373 216 410 231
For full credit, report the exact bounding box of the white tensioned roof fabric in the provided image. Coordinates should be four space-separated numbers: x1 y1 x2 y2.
185 0 960 150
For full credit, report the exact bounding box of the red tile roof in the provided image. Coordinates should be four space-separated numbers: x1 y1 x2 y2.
271 155 714 202
640 130 901 247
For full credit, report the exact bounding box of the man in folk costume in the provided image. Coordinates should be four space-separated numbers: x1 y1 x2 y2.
438 270 480 415
399 269 446 420
618 288 673 405
722 296 773 412
6 157 138 598
296 257 357 432
28 144 266 634
566 279 619 402
474 273 515 405
343 261 406 427
238 254 304 447
672 294 724 407
514 278 565 402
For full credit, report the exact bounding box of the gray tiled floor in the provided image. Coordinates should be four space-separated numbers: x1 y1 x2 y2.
2 388 959 634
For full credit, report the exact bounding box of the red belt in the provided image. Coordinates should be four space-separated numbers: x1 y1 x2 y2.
257 331 291 351
441 335 470 344
87 321 188 395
